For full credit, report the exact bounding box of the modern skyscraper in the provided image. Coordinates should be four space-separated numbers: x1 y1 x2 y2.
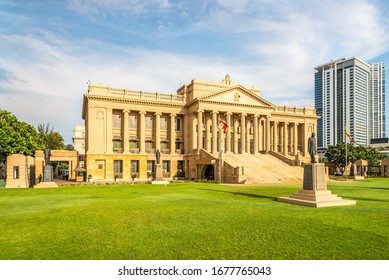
315 57 386 148
370 62 386 139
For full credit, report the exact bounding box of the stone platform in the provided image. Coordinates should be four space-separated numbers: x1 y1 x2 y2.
278 163 356 208
277 189 356 208
34 182 58 188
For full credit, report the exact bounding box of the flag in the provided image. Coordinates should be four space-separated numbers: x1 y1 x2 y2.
345 131 356 143
218 118 228 132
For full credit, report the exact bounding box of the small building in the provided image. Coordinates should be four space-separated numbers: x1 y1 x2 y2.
355 159 368 176
6 154 35 188
381 158 389 178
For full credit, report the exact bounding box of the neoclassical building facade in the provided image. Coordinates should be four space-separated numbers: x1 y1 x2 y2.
82 75 318 183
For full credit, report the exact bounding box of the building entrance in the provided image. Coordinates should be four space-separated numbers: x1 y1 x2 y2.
204 165 215 181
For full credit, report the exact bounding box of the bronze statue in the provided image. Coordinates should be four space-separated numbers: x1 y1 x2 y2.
308 133 317 163
44 146 51 166
156 149 161 165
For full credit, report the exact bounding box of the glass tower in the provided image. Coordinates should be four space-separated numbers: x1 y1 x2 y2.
314 57 385 148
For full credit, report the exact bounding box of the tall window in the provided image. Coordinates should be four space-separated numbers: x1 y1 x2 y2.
129 114 137 129
113 140 122 152
175 117 181 131
113 160 123 179
177 161 184 177
130 160 139 175
147 160 155 177
13 166 19 179
113 111 122 128
160 116 167 130
146 114 153 130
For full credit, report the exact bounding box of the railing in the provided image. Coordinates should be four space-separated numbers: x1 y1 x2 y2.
90 84 185 104
129 148 139 154
275 106 316 115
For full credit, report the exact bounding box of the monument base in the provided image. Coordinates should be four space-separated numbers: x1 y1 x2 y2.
43 166 53 182
151 181 169 185
278 163 356 208
155 164 163 181
34 182 58 188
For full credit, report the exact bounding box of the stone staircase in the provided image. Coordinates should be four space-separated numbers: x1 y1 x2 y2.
223 153 303 184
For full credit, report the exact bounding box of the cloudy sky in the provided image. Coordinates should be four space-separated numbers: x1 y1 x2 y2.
1 0 389 144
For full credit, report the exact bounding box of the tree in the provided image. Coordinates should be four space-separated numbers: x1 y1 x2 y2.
325 142 382 174
0 110 45 161
64 144 74 151
37 123 65 150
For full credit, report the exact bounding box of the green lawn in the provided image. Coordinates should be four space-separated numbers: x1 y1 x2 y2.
0 179 388 260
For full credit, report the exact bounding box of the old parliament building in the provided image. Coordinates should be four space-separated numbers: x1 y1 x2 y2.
82 75 318 183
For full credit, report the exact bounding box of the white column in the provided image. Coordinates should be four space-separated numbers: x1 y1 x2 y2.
241 113 246 153
139 111 146 153
226 112 232 152
197 110 203 151
273 121 278 152
155 112 161 152
170 113 176 154
294 123 299 155
212 111 218 153
253 114 259 154
123 110 129 153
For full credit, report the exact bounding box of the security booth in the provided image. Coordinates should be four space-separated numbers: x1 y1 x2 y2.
381 158 389 178
74 166 86 182
6 154 35 188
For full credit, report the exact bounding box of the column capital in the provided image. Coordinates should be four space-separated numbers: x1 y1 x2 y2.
123 109 130 114
139 110 146 115
212 110 219 115
240 113 247 117
154 112 162 116
284 121 289 126
196 109 204 114
169 113 177 117
226 111 233 116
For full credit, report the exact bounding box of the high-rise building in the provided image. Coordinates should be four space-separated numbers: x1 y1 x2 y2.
314 57 386 148
370 62 386 139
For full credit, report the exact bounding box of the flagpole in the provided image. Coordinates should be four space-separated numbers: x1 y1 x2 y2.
345 137 348 181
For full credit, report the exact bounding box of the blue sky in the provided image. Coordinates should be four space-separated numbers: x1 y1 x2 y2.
1 0 389 144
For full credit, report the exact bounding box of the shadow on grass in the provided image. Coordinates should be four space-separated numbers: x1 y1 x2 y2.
343 196 389 203
199 188 277 201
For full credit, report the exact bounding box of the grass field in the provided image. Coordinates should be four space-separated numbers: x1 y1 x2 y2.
0 178 388 260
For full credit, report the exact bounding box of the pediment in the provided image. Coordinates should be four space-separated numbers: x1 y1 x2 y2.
199 86 275 108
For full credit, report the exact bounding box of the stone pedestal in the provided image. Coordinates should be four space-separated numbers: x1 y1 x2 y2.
35 166 58 188
278 163 356 208
152 164 168 185
43 166 53 182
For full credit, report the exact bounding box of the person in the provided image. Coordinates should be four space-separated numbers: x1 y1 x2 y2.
44 146 51 166
156 149 161 165
308 132 317 163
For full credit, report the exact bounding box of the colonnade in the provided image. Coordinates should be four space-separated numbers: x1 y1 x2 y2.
106 109 182 154
195 110 304 156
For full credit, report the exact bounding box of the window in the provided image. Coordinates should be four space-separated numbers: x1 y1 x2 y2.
113 111 122 128
113 160 123 179
147 160 155 177
177 161 184 177
160 116 167 130
13 166 19 179
130 140 138 149
146 115 153 130
175 117 181 131
113 140 122 152
98 164 103 170
131 160 139 174
129 114 137 129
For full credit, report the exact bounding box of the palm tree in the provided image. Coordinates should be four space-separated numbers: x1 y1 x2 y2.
37 123 65 150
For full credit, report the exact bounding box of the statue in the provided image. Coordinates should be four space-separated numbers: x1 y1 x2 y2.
156 149 161 165
308 133 317 163
44 146 51 166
